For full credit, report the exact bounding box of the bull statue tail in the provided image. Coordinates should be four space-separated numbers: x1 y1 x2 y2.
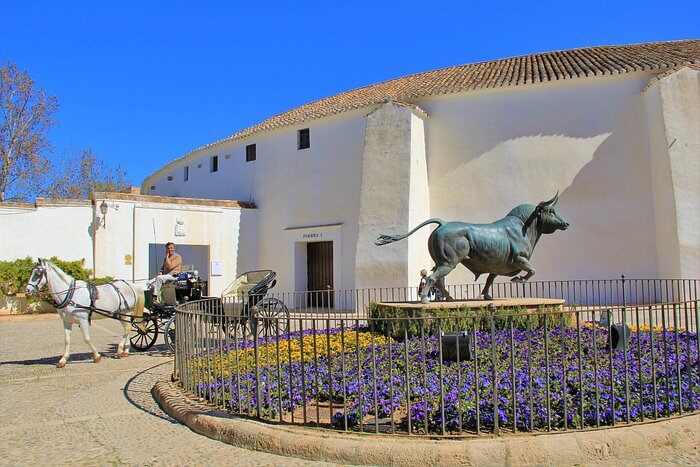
375 218 444 246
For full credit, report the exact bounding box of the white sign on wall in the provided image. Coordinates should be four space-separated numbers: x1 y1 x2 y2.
175 217 187 237
211 260 223 276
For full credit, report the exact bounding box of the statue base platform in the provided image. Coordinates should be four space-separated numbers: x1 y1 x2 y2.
375 297 565 312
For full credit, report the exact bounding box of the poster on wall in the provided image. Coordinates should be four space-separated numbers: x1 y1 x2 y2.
211 260 223 276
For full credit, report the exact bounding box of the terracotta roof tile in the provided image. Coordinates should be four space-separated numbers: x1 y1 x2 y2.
146 40 699 182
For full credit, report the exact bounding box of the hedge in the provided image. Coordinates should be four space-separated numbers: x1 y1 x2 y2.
0 257 113 298
368 301 572 340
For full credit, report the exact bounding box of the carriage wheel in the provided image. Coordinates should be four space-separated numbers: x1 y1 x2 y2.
222 317 254 344
164 316 176 352
251 298 290 337
130 316 159 351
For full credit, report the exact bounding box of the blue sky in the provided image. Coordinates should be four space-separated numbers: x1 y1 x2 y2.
2 1 698 187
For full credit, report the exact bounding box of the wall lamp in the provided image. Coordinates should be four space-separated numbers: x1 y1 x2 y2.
99 200 108 228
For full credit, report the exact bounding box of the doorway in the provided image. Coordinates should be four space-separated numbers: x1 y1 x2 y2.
307 241 333 308
149 243 210 286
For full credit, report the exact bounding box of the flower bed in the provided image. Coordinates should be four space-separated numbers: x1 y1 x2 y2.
191 323 700 435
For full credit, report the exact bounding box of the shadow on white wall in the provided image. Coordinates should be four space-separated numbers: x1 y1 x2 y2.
438 132 613 210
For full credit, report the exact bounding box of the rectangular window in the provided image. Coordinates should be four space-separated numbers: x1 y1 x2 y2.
210 156 218 173
184 166 189 181
167 175 173 181
246 144 256 162
298 128 310 150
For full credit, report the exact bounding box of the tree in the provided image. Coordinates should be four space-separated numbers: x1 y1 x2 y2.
41 148 130 199
0 61 58 202
1 61 131 201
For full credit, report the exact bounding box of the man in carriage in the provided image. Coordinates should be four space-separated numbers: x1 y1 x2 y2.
149 242 182 303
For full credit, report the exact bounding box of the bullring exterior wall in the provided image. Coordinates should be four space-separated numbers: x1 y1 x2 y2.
421 72 659 282
644 67 700 279
143 67 699 291
144 108 370 293
6 65 695 296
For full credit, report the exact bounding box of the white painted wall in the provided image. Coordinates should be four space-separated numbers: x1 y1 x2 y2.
1 196 253 297
93 197 253 296
355 103 430 290
252 110 367 293
645 84 683 278
407 112 432 291
142 69 699 291
655 68 700 278
0 201 94 267
147 108 368 293
422 72 660 283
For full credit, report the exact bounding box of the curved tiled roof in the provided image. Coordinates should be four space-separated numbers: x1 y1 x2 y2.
146 39 699 182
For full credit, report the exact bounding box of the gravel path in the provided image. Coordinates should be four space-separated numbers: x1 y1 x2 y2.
0 315 329 466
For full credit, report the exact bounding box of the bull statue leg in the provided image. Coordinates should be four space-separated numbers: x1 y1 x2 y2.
511 255 536 283
480 273 498 300
421 265 455 304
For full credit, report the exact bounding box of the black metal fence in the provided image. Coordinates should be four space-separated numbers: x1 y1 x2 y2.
254 277 699 318
173 278 699 437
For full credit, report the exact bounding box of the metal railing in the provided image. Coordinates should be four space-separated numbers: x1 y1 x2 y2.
249 277 699 318
173 278 699 437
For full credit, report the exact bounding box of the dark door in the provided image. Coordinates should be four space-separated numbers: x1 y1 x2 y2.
307 241 333 308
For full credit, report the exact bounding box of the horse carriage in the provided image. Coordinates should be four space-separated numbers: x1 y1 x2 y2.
25 260 289 367
129 271 207 352
132 269 290 352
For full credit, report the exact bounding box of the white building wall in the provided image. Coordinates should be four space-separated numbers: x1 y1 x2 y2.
355 103 418 290
644 84 682 278
0 201 94 267
93 196 252 296
252 110 367 293
145 108 369 293
421 72 660 283
655 68 700 279
141 69 698 290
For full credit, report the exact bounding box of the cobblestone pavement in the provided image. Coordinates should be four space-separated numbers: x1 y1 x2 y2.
0 315 330 466
1 315 697 466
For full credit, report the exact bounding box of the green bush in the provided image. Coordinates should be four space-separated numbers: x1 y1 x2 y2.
368 302 570 340
0 257 36 296
0 256 113 297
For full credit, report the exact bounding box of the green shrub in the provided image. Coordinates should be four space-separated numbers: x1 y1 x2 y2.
368 302 570 340
0 257 35 296
0 256 113 297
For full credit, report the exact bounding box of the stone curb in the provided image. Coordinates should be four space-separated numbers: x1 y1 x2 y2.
153 381 699 465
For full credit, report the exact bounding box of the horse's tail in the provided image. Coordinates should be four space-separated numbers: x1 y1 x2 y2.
133 287 146 333
375 218 444 246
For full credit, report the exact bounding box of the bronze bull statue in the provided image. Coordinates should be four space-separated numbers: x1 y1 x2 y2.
376 193 569 303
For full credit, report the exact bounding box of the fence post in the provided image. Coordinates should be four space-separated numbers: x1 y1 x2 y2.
489 303 499 436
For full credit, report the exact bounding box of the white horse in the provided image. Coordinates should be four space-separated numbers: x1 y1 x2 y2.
25 259 148 367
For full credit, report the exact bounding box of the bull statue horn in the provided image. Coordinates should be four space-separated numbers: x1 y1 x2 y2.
539 191 559 207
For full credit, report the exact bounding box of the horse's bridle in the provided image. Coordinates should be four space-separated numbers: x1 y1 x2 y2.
26 264 46 293
28 264 76 309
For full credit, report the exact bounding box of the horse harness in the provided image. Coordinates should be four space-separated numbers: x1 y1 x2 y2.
44 273 139 323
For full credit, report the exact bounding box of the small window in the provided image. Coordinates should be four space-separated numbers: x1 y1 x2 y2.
210 156 218 173
197 163 202 169
298 128 310 150
167 175 173 181
184 166 189 182
150 185 156 191
225 154 231 160
246 144 256 162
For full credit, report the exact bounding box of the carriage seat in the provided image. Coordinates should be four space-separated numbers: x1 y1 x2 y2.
160 283 179 306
